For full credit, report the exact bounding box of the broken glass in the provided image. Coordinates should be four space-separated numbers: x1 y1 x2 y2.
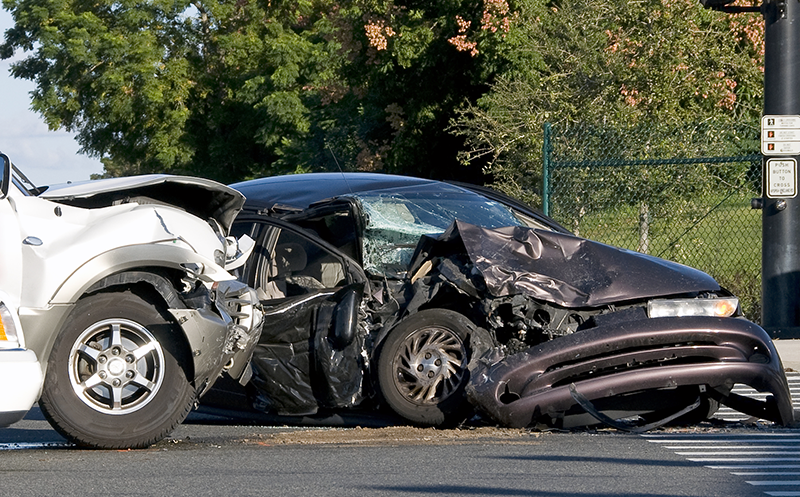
349 183 523 276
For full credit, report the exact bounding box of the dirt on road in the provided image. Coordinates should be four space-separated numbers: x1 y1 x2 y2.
241 426 544 447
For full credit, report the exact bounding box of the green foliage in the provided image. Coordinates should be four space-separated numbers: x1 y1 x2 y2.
451 0 764 199
3 0 764 186
2 0 520 183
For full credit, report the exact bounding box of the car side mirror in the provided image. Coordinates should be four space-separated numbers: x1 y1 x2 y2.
331 285 362 349
0 153 10 200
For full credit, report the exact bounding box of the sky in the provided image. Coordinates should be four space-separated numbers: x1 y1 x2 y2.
0 10 105 186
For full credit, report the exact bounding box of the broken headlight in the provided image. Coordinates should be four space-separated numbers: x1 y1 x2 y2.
224 234 255 271
647 297 739 318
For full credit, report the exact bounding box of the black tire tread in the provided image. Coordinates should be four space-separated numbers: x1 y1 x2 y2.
39 290 195 449
376 309 478 427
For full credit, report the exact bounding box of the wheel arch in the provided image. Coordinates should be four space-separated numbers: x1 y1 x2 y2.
26 268 198 383
49 243 228 306
80 272 197 382
23 243 232 374
370 291 488 356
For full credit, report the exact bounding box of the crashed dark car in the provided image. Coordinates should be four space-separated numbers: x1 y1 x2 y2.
202 172 792 430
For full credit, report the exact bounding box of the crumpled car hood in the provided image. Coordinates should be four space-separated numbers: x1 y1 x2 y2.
40 174 245 233
412 220 720 307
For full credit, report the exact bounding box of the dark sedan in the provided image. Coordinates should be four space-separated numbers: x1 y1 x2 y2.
202 172 792 430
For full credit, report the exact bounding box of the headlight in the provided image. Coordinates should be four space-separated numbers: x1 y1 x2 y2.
224 234 255 271
0 302 20 344
647 297 739 318
214 248 225 267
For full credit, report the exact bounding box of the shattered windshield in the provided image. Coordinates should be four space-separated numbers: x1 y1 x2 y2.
350 183 523 276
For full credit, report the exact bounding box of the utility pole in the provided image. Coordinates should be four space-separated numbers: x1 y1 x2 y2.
760 0 800 340
703 0 800 342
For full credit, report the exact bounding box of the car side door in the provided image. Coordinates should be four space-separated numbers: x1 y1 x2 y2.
231 215 370 415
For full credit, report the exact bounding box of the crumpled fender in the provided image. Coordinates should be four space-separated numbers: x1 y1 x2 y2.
466 316 794 428
171 279 263 395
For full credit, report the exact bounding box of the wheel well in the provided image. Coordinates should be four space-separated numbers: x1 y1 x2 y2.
417 294 485 328
79 270 195 383
84 269 188 309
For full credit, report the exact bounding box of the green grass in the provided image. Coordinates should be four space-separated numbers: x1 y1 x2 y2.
550 195 762 322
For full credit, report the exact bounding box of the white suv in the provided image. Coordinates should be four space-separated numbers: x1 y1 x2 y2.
0 153 262 449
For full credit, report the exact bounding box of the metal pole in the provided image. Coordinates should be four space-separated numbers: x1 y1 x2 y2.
542 122 551 216
762 0 800 338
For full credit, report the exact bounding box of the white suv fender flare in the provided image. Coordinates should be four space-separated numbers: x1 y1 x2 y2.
23 243 236 383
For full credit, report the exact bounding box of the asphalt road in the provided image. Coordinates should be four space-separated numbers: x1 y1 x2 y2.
0 407 793 497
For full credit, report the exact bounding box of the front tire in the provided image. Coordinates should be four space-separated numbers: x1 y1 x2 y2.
377 309 479 426
39 291 195 449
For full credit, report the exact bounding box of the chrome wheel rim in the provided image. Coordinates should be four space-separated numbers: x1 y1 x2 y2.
67 319 165 415
392 326 467 405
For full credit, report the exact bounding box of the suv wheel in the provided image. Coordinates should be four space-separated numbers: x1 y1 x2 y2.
39 291 194 449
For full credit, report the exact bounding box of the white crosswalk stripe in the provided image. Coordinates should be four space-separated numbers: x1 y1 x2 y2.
644 433 800 496
641 372 800 496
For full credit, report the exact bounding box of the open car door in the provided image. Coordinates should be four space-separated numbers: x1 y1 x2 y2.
213 215 370 416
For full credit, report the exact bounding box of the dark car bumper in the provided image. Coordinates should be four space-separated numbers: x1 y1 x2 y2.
466 316 794 428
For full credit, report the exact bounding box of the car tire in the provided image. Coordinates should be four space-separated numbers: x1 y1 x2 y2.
377 309 478 427
39 291 195 449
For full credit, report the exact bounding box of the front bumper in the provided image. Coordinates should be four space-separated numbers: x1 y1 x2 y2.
467 316 794 429
0 348 43 427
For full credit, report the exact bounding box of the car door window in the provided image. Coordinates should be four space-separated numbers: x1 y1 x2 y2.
257 228 347 299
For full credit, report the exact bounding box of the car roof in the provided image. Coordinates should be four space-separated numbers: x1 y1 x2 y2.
230 173 441 210
231 172 569 233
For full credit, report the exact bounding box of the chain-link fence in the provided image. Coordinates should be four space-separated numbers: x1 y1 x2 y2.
542 121 763 321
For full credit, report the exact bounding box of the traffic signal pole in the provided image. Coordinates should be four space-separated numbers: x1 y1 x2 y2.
761 0 800 339
700 0 800 353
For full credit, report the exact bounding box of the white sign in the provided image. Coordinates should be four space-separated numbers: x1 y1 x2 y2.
762 115 800 155
767 158 797 198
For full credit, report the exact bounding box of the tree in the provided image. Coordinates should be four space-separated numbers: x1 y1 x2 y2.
0 0 340 182
1 0 520 183
317 0 520 182
450 0 765 202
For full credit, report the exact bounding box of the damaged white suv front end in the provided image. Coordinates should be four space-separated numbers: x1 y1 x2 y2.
0 154 262 448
